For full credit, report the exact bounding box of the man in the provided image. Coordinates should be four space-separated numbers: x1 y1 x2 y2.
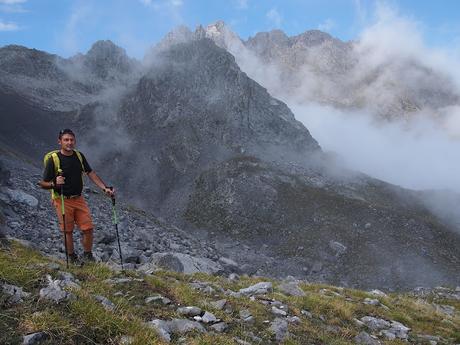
39 128 114 263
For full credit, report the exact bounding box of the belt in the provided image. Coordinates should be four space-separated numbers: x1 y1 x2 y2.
63 195 81 199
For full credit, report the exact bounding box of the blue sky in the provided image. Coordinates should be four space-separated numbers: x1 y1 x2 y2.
0 0 459 58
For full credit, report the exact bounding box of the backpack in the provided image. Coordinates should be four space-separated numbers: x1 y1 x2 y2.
43 150 84 199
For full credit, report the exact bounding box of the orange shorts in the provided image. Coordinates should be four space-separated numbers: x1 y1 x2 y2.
53 196 94 233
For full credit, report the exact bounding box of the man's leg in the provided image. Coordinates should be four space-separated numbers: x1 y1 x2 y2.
74 197 95 261
81 229 93 253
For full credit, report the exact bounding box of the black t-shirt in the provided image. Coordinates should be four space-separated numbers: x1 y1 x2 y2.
43 151 92 196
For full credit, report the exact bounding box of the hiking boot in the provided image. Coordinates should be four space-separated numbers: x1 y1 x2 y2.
69 253 83 265
83 251 95 263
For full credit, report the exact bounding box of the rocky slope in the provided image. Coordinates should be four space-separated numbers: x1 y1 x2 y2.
185 156 460 289
2 240 460 345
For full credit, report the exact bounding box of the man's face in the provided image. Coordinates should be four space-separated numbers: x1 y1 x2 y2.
59 133 75 152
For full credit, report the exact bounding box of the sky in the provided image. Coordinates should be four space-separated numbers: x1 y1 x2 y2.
1 0 460 58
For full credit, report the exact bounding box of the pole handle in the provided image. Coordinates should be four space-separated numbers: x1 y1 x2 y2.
108 186 115 205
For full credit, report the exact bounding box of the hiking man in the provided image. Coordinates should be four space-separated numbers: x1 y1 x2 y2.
39 128 114 263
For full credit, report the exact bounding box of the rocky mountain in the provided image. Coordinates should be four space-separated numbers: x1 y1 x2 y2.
190 21 460 120
115 38 319 216
1 34 460 290
0 40 140 158
0 40 140 110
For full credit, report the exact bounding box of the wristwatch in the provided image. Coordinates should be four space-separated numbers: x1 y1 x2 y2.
50 181 55 188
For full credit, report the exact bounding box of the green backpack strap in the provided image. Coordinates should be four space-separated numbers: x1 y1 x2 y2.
74 150 85 171
43 151 60 200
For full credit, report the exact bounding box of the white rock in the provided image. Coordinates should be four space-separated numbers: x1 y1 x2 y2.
239 281 273 295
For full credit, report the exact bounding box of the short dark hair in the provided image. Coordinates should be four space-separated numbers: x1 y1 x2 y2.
58 128 75 139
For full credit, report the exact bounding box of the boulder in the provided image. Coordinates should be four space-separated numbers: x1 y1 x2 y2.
4 188 38 208
278 281 305 296
354 331 382 345
22 332 48 345
94 295 116 311
269 318 289 342
151 252 223 274
239 281 273 295
177 306 202 317
2 283 30 304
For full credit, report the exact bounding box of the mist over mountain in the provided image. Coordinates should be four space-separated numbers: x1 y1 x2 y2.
169 20 460 194
188 21 460 121
1 27 459 290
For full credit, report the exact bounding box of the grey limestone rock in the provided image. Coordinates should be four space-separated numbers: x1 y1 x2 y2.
209 299 227 310
177 306 202 317
22 332 48 345
278 281 305 296
360 316 391 331
210 322 228 333
239 281 273 296
201 311 218 324
270 317 289 342
363 298 380 306
39 275 75 303
169 318 206 334
147 319 171 342
151 252 222 274
271 306 287 316
329 240 347 255
94 295 116 311
354 331 382 345
145 294 171 305
4 188 38 208
2 283 30 304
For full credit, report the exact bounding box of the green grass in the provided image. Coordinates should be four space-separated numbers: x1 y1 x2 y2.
1 240 460 345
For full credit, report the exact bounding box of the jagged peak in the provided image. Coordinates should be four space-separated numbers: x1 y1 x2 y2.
86 40 128 60
291 30 340 46
246 29 289 47
153 21 242 53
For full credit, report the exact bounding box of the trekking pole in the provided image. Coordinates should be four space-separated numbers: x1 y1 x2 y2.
58 169 69 269
109 187 123 270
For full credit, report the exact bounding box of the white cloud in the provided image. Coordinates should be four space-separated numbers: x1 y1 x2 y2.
140 0 183 8
138 0 183 23
225 1 460 194
235 0 248 10
58 4 92 55
317 18 335 32
0 19 18 31
0 0 26 13
266 8 282 28
169 0 183 6
0 0 26 4
352 0 368 24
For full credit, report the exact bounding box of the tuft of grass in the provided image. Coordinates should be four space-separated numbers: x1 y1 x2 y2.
0 242 49 288
69 291 163 344
186 333 237 345
295 293 356 323
20 309 78 343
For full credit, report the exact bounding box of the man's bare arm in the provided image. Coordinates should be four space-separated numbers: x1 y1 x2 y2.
87 171 114 196
38 180 54 190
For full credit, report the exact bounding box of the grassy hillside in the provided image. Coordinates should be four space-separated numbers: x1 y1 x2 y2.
1 240 459 344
